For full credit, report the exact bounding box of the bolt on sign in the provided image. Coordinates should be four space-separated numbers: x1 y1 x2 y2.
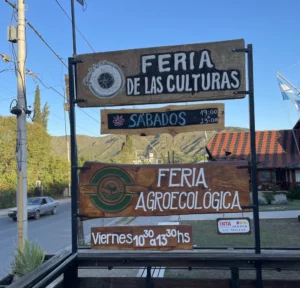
76 39 246 107
79 161 250 219
91 225 193 251
217 218 251 235
101 103 224 136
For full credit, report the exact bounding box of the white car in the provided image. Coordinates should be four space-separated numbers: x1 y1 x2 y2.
8 197 59 221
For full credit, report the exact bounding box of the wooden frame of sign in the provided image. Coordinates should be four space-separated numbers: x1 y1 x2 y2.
76 39 246 107
100 103 224 136
79 161 250 219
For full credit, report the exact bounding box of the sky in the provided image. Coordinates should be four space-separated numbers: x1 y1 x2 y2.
1 0 300 137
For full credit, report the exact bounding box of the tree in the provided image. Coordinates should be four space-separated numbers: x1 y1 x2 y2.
32 85 50 130
117 136 134 164
41 102 50 130
0 116 68 197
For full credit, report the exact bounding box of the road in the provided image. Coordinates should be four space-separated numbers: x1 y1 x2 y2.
0 201 117 278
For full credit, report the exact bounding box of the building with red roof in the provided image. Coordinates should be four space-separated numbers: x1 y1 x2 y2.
205 123 300 190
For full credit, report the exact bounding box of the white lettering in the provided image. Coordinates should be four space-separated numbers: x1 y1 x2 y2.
135 192 147 211
142 55 155 73
199 50 213 68
126 79 134 95
195 168 208 188
158 168 169 187
181 168 192 187
169 168 181 187
174 53 187 71
158 54 171 72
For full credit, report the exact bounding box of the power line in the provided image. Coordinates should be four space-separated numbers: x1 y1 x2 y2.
77 108 101 125
54 0 95 53
5 0 68 68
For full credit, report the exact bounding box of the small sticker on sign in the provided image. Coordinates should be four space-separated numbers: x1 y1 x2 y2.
217 218 251 235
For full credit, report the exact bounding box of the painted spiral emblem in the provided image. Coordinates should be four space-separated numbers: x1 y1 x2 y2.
84 61 125 98
89 167 134 213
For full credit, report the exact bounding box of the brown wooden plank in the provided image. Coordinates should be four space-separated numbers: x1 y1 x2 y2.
76 39 246 107
91 225 192 251
100 103 224 136
79 161 250 219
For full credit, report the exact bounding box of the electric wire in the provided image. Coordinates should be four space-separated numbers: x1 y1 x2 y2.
54 0 95 53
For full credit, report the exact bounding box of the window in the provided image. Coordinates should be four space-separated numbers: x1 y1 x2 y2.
259 170 276 183
259 170 271 182
296 170 300 182
47 197 54 202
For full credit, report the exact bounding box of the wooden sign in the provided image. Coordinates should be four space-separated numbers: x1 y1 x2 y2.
91 225 193 250
76 39 246 107
79 161 250 219
101 103 224 136
217 218 251 235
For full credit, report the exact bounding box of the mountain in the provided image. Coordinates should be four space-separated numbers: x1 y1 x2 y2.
51 127 248 163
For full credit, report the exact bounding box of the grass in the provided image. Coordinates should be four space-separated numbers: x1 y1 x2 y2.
187 218 300 248
165 218 300 280
259 199 300 212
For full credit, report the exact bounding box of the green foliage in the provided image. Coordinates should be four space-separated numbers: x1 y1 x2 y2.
52 128 247 164
287 186 300 200
117 135 134 164
32 85 50 130
0 116 69 202
264 192 275 205
32 85 42 125
11 239 45 277
41 102 50 130
0 193 16 209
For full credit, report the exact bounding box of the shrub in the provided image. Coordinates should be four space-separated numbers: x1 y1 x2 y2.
271 194 288 205
287 186 300 200
0 192 16 209
258 192 267 205
250 192 267 205
11 239 45 278
264 192 275 205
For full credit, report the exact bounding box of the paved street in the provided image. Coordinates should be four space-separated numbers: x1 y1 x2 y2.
0 201 116 278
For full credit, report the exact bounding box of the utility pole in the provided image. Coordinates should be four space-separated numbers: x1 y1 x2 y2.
16 0 27 250
64 74 71 197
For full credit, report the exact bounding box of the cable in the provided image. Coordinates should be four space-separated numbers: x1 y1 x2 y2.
54 0 95 53
77 108 101 125
5 0 68 68
31 74 66 99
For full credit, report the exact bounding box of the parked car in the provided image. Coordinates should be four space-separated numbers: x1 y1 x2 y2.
8 197 59 221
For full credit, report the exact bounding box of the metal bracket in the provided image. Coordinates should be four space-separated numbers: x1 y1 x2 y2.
76 166 90 171
10 106 22 116
70 59 84 64
234 91 251 95
73 99 87 104
232 48 249 53
76 213 89 218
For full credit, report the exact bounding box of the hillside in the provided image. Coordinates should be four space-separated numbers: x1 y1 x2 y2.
51 127 248 163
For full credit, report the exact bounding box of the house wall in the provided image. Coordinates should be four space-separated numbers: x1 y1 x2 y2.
257 169 290 190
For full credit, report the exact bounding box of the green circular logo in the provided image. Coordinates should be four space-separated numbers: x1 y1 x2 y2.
89 167 134 213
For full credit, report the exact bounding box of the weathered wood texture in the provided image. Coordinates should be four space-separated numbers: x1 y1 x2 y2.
90 225 193 251
78 278 300 288
100 103 224 136
76 39 246 107
79 161 250 219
